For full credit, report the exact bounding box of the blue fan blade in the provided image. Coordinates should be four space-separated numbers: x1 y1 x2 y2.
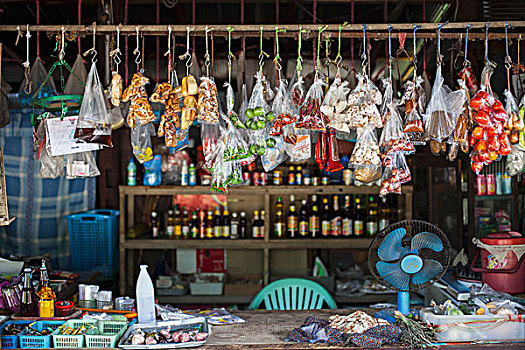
376 261 410 291
411 232 443 252
378 228 407 262
412 259 443 285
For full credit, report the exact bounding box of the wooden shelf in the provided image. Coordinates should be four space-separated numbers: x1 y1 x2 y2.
267 238 372 249
474 194 513 201
123 238 373 250
119 185 413 196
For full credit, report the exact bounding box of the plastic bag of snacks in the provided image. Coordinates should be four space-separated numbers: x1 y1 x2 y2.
262 135 287 172
519 96 525 151
469 64 511 174
504 89 524 144
349 125 382 183
271 80 297 136
425 66 467 155
448 80 472 161
66 151 100 178
380 77 393 125
506 145 525 176
39 121 65 178
346 74 383 129
290 74 306 108
380 152 411 196
74 64 112 147
324 77 351 133
127 97 156 128
122 72 149 102
150 82 172 104
246 72 275 155
197 76 220 124
286 129 311 162
296 77 326 130
401 76 427 144
201 123 220 170
379 102 415 155
131 119 155 163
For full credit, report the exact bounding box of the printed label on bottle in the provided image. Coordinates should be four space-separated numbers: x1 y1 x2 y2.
182 226 189 237
366 222 378 236
296 174 302 185
214 226 222 238
222 227 231 238
252 226 260 238
175 226 182 237
39 300 54 317
231 224 239 239
166 226 174 237
379 219 390 232
206 228 214 238
288 174 295 185
274 223 285 238
309 217 319 237
189 174 197 186
181 174 189 186
331 217 342 236
342 218 353 236
190 227 199 239
354 220 364 236
287 217 298 237
299 221 309 236
321 220 331 236
152 227 159 238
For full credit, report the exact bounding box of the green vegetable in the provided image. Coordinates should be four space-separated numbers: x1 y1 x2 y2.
256 145 266 155
266 138 276 148
256 120 266 129
250 122 259 130
254 107 264 116
245 108 254 119
265 111 275 121
249 144 258 155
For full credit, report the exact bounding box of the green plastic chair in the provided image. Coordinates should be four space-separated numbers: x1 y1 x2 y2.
248 278 337 310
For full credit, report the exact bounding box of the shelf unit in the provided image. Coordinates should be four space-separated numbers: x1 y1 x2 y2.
118 185 413 298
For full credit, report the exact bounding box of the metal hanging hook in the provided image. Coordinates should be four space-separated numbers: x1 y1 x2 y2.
23 24 31 69
463 24 471 69
83 23 97 63
412 24 420 67
133 26 142 66
59 26 66 61
485 22 490 66
110 25 122 72
204 26 213 76
504 22 512 69
361 24 367 69
23 24 32 94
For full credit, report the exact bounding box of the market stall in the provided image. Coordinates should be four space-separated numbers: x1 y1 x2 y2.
0 0 525 347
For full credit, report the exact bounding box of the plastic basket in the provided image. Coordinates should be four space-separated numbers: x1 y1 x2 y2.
85 321 128 348
67 210 119 276
52 320 97 348
19 320 64 349
0 320 32 349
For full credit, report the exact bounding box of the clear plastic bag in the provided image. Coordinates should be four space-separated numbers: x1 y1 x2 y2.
74 64 112 147
65 54 87 96
504 89 524 145
290 75 306 108
506 145 525 176
379 101 415 154
401 76 427 144
424 66 466 143
262 135 287 172
285 128 311 162
271 79 297 137
380 152 411 196
346 74 383 128
520 95 525 151
66 151 100 178
201 123 220 171
448 80 472 161
143 154 162 186
197 76 220 124
245 72 274 155
324 76 351 133
349 125 382 183
296 77 326 130
380 77 393 125
40 121 65 178
131 119 155 163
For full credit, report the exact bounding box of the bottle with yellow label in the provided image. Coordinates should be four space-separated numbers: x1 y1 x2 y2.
37 260 56 317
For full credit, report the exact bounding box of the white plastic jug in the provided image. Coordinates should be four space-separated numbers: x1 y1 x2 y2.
136 264 156 324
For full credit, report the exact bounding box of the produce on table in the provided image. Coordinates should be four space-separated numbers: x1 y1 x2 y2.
126 327 208 345
395 311 435 350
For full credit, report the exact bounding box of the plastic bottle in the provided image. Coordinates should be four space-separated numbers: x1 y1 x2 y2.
188 163 197 186
136 265 156 324
127 158 137 186
181 161 189 186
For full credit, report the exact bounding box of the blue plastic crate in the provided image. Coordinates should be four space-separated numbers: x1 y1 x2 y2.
0 321 32 349
19 320 64 349
67 210 119 276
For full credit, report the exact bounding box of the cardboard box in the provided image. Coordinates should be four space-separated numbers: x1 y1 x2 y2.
224 274 263 297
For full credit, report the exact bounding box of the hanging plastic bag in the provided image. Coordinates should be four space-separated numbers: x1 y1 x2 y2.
197 77 220 124
324 76 351 133
262 136 287 172
380 152 411 196
379 101 415 155
506 145 525 176
65 54 88 96
346 74 383 128
131 119 155 163
19 57 56 97
74 64 112 147
143 154 162 186
401 76 427 144
504 89 524 144
448 80 472 161
66 151 100 178
246 72 274 155
380 76 393 125
349 125 382 184
39 121 65 178
271 79 297 137
519 95 525 151
286 128 311 162
201 123 220 171
290 75 306 109
296 77 326 130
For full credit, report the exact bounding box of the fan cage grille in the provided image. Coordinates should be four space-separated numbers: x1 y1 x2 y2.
368 220 451 292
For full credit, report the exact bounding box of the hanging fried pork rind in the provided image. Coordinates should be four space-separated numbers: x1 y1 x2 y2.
150 82 172 104
296 77 326 130
197 77 219 124
346 74 383 128
127 97 156 128
424 66 467 155
122 72 149 102
349 125 382 184
324 76 351 133
401 76 427 144
109 73 123 107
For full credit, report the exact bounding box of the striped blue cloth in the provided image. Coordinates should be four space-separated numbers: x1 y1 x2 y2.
0 109 95 269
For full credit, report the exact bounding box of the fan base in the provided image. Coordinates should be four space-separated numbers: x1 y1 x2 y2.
397 291 410 315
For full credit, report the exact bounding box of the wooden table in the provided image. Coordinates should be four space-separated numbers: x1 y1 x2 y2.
200 310 524 349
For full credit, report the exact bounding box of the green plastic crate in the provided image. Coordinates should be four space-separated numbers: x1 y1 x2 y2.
85 322 128 348
52 320 97 348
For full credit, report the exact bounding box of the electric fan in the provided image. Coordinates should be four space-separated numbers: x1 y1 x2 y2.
368 220 451 314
